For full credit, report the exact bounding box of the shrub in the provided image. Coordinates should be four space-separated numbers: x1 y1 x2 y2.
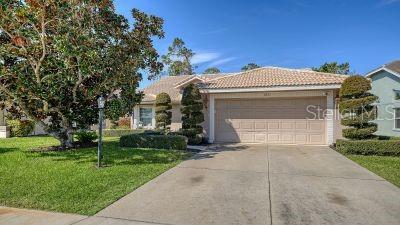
75 131 98 144
336 139 400 156
120 133 187 150
155 92 172 131
103 129 161 137
181 84 204 145
339 76 377 140
7 119 35 137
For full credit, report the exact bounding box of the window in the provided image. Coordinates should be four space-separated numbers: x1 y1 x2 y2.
395 108 400 129
394 90 400 101
140 108 153 127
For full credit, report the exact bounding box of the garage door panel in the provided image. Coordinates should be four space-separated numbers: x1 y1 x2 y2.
215 98 326 145
309 121 324 132
281 122 294 130
309 134 324 143
295 134 307 143
240 121 254 130
295 122 308 130
267 133 280 142
281 134 294 143
255 133 266 142
268 122 280 130
240 133 255 142
255 122 266 130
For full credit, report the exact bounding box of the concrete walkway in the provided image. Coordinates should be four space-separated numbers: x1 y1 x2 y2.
2 145 400 224
0 206 87 225
94 144 400 225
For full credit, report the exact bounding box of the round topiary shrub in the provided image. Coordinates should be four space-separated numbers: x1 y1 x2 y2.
181 84 204 145
339 75 377 140
155 92 172 131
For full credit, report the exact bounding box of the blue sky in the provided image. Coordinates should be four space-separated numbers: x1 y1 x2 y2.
114 0 400 88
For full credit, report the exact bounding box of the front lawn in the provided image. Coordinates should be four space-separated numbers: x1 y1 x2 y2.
0 136 190 215
347 155 400 187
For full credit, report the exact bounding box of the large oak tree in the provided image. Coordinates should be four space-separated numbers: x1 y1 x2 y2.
0 0 164 147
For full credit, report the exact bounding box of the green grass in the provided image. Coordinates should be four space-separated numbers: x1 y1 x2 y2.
347 155 400 187
0 136 191 215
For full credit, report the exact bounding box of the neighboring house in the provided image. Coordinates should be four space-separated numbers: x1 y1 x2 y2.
0 109 46 137
135 67 347 145
366 60 400 137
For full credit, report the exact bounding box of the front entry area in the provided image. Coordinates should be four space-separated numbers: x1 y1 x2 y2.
215 97 327 145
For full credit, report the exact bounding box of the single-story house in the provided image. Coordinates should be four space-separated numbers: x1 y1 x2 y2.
134 67 347 145
366 60 400 137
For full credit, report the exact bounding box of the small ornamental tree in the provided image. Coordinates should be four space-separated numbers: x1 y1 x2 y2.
181 84 204 145
339 76 378 140
155 92 172 131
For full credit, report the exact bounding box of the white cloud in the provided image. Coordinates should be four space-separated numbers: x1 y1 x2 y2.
208 57 237 67
191 52 220 65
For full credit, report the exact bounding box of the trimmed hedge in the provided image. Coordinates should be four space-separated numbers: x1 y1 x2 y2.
75 131 98 144
120 134 187 150
102 129 161 137
336 139 400 156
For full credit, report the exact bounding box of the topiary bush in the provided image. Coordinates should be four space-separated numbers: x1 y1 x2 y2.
180 84 204 145
336 139 400 156
339 76 378 140
75 130 98 144
103 129 162 137
120 133 187 150
155 92 172 131
7 119 35 137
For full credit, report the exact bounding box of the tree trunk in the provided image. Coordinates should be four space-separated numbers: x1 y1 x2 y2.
53 128 74 149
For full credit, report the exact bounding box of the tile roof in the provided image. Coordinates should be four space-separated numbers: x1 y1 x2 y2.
202 67 348 89
141 73 227 103
140 67 347 103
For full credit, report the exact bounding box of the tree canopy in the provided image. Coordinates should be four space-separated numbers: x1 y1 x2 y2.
313 62 351 75
203 67 221 74
161 38 195 76
0 1 164 147
241 63 260 71
339 76 377 140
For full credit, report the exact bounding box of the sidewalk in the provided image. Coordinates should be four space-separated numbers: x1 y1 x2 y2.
0 206 87 225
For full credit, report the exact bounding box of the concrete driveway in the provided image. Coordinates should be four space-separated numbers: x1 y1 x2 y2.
90 144 400 225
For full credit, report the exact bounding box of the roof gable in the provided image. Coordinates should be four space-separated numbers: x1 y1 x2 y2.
366 60 400 78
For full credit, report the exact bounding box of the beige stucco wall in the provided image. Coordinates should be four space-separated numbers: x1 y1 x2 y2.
202 94 210 138
333 90 345 142
170 104 182 131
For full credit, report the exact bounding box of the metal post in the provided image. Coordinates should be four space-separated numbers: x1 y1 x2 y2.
97 108 103 168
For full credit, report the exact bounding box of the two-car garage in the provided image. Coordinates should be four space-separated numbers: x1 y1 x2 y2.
214 97 327 145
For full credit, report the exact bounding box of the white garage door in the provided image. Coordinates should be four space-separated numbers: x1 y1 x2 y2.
215 97 326 145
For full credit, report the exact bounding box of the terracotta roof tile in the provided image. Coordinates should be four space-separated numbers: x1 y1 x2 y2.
140 68 347 103
141 74 228 103
203 67 348 89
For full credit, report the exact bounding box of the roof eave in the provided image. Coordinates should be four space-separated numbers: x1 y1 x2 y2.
199 84 342 94
366 67 400 78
